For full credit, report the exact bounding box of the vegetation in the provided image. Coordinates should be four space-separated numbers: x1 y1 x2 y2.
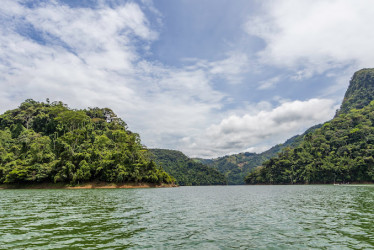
0 99 174 185
149 149 227 185
337 68 374 116
194 125 321 184
195 152 266 185
246 69 374 184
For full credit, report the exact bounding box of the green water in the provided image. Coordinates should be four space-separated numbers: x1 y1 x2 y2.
0 185 373 249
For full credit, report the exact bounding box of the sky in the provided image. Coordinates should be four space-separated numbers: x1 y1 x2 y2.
1 0 374 158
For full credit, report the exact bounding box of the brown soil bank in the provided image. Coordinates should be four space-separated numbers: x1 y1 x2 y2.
0 182 178 190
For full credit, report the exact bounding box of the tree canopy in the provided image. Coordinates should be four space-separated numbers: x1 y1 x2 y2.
149 149 227 185
0 99 174 185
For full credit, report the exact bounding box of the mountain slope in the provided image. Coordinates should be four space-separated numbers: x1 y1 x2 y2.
149 149 227 185
194 124 321 184
246 68 374 184
337 68 374 115
0 99 174 185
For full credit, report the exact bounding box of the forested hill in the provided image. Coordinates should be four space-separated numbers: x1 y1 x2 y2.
337 68 374 116
149 149 227 185
0 99 174 185
194 124 321 185
246 68 374 184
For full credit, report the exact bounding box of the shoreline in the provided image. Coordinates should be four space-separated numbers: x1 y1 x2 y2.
0 182 178 190
245 182 374 186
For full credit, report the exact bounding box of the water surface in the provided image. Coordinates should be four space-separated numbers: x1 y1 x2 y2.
1 185 373 249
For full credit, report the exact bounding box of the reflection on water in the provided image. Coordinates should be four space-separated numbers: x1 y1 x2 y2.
0 185 373 249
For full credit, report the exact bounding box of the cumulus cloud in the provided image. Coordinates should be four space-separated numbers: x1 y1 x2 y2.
245 0 374 77
0 0 153 109
183 98 337 158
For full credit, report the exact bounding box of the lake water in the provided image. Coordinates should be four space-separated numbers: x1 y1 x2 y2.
0 185 373 249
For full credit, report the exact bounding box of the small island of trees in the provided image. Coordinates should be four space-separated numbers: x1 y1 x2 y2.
0 99 175 186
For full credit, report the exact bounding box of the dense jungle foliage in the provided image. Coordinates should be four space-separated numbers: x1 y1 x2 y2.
0 99 174 185
246 69 374 184
149 149 227 185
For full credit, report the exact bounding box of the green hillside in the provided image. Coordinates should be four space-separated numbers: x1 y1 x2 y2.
246 69 374 184
337 68 374 115
194 124 321 184
0 99 174 185
149 149 227 185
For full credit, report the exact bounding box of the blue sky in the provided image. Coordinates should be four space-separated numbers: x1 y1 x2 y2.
1 0 374 157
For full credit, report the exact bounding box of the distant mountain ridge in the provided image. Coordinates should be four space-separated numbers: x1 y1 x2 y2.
193 124 321 184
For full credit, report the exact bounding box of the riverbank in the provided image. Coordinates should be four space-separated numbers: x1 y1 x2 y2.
0 182 178 190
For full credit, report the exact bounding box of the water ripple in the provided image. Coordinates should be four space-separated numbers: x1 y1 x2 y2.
0 185 373 249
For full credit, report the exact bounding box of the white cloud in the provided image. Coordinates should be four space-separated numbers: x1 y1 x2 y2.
183 52 250 84
208 52 249 84
0 1 228 155
245 146 270 154
246 0 374 77
0 0 350 159
183 98 337 158
258 76 280 90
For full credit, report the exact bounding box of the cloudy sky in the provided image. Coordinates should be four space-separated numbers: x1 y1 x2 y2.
1 0 374 158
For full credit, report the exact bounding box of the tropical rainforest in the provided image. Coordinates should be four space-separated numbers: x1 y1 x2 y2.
0 99 174 185
245 68 374 184
149 149 227 185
